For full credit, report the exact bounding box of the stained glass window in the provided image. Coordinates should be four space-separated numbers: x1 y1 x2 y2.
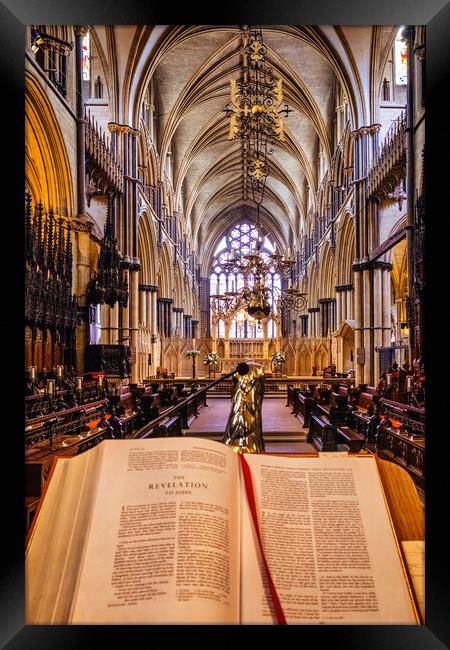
395 29 407 85
210 221 280 339
82 32 90 81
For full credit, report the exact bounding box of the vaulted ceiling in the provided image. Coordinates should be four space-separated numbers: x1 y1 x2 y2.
93 25 398 265
148 26 338 252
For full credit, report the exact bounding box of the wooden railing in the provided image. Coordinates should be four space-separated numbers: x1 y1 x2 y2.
133 372 235 439
143 376 354 399
25 399 108 447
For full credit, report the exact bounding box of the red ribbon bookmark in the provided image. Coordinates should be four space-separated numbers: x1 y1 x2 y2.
239 454 287 625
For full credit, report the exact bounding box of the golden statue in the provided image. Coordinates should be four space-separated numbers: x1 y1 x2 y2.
223 361 265 453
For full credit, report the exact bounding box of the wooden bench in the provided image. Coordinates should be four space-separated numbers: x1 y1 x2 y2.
307 414 338 451
335 425 365 452
287 386 315 427
109 388 139 436
145 415 183 438
315 392 350 426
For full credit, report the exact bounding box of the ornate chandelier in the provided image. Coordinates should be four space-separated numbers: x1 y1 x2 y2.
224 24 293 205
214 25 306 325
210 223 307 324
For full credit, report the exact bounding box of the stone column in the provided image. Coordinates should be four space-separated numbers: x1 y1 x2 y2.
161 300 166 338
335 288 342 327
73 224 93 373
130 261 140 383
224 322 230 360
168 300 174 338
73 26 88 219
146 288 152 330
353 263 364 385
263 321 269 358
373 264 384 384
157 298 162 337
110 302 119 345
362 267 372 384
139 284 147 326
341 287 349 321
100 303 110 344
330 299 336 333
120 262 130 343
149 286 158 375
349 286 354 320
382 267 392 347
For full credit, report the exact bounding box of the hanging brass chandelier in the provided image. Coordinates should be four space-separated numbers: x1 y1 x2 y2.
210 226 307 323
224 25 293 206
213 25 306 324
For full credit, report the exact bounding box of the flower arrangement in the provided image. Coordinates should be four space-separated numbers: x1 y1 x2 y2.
272 351 286 365
186 349 200 358
156 366 168 378
203 352 220 366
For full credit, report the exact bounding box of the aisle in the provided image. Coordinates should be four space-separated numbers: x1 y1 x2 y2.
186 397 309 444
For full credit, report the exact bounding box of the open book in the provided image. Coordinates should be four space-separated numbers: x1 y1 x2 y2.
26 437 420 624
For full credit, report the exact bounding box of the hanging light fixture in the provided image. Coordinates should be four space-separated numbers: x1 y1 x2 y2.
214 25 306 325
224 25 293 206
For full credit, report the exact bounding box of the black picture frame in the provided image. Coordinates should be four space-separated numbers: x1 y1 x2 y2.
2 1 448 647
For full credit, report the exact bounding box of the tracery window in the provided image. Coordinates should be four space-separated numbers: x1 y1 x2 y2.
210 222 280 339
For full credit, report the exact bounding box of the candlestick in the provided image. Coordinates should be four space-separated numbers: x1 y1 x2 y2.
47 379 55 396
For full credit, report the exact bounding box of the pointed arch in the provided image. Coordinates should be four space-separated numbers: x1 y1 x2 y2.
318 242 335 298
25 72 75 215
335 210 355 285
137 210 158 285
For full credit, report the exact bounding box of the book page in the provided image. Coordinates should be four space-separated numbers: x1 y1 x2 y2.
240 454 418 624
69 437 240 624
26 443 106 624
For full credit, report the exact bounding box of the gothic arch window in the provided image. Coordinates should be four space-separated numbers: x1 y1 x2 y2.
82 32 90 81
394 28 407 85
210 222 281 339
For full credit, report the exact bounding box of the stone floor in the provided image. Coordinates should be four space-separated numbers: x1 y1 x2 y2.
185 396 310 445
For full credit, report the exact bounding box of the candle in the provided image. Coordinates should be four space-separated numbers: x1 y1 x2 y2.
98 375 104 387
406 376 413 392
47 379 55 396
76 376 83 390
29 366 36 381
386 373 392 386
57 365 63 378
193 338 196 350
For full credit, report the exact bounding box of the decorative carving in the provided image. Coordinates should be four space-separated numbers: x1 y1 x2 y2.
85 344 131 377
85 197 129 308
25 193 78 367
85 111 124 194
367 112 406 200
